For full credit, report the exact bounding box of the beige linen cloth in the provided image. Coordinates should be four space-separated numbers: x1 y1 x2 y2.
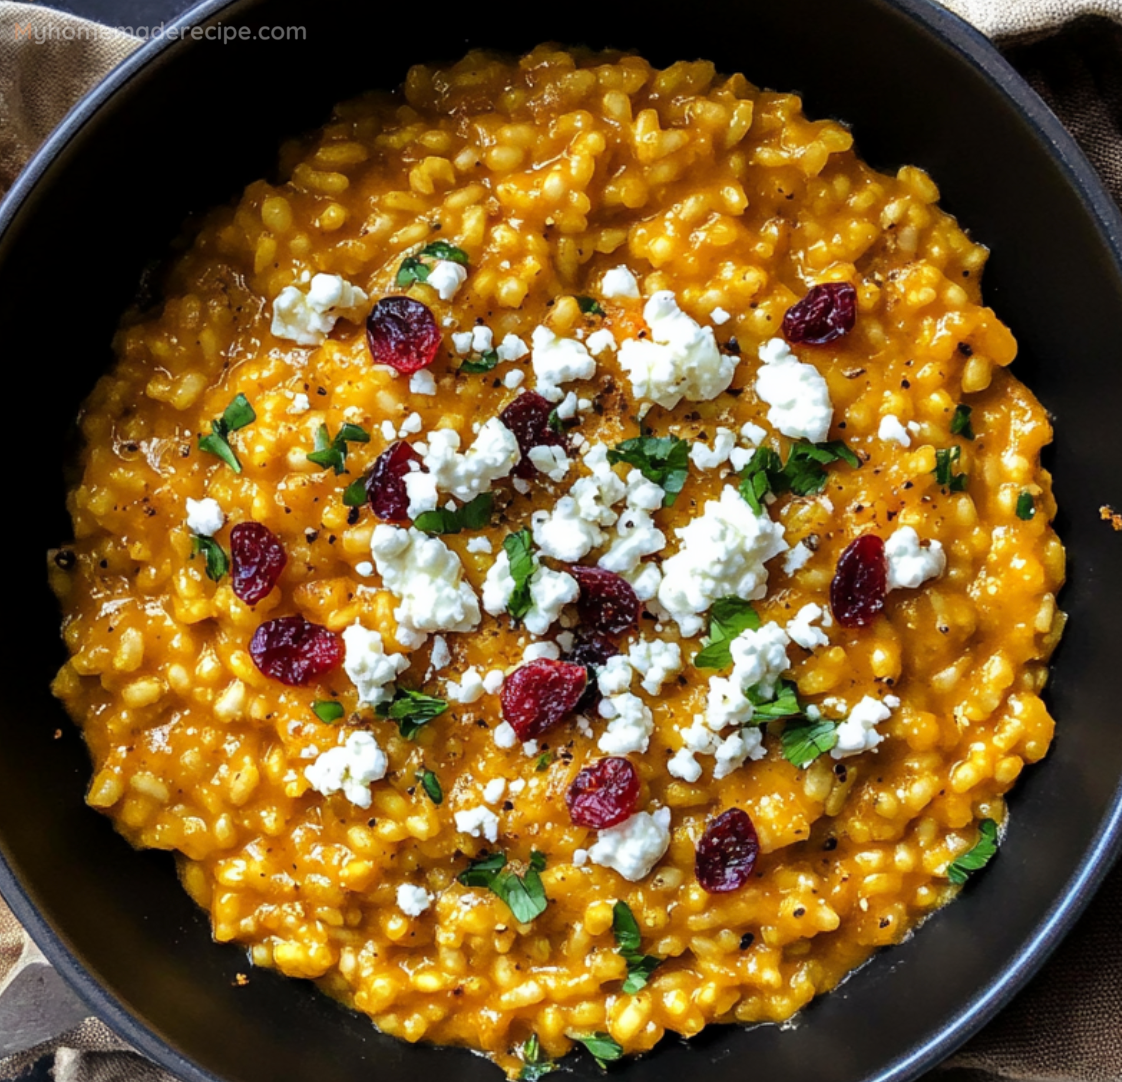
1 1 1121 1080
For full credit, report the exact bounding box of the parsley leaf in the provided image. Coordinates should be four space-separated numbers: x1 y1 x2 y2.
574 1033 623 1068
547 408 565 435
198 393 256 473
342 474 370 507
191 535 228 581
519 1035 556 1082
420 240 469 265
395 241 470 288
306 422 370 476
395 255 430 288
576 295 605 317
738 446 785 513
375 688 449 740
607 436 689 507
746 679 804 720
457 850 549 923
460 349 500 374
739 440 858 511
535 750 554 772
416 768 443 805
414 493 494 535
950 404 975 440
1016 491 1036 520
612 901 662 993
946 819 999 885
311 700 345 724
781 717 838 767
693 598 760 670
934 446 968 491
503 529 536 621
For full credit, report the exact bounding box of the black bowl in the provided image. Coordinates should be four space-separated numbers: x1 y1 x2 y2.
3 1 1122 1081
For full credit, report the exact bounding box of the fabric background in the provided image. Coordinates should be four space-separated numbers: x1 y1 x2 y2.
1 0 1120 1079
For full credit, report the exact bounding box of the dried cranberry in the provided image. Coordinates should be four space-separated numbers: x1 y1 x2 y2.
249 615 343 686
566 757 640 829
563 631 619 713
500 659 588 740
366 441 421 523
230 522 287 605
782 282 857 345
366 296 441 374
567 565 640 637
830 534 887 628
499 391 569 479
696 808 760 893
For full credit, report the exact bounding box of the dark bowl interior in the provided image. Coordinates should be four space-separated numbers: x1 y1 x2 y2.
3 1 1122 1081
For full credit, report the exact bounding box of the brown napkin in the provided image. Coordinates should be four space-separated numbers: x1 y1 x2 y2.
0 1 1120 1080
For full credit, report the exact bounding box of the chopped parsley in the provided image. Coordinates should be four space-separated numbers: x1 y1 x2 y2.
950 404 975 440
416 768 443 806
190 535 228 582
460 349 500 374
342 473 370 507
306 422 370 476
311 700 345 724
607 435 689 506
746 679 804 720
576 295 605 317
503 529 536 621
457 850 549 923
198 393 256 473
612 901 662 993
414 492 493 535
946 819 999 885
395 240 469 287
375 688 449 740
547 408 565 435
518 1035 556 1082
739 440 858 513
693 597 760 670
781 717 838 767
534 750 554 772
574 1033 623 1068
1016 491 1036 520
934 445 968 491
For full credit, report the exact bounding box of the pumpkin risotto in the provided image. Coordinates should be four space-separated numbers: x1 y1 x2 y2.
48 46 1064 1077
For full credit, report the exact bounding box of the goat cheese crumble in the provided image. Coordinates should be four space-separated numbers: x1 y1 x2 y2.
587 806 672 881
271 273 369 347
754 338 833 443
304 732 387 809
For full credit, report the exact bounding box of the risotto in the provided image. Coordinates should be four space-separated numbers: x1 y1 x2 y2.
48 46 1064 1077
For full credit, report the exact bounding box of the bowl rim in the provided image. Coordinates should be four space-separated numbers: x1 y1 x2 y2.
3 1 1122 1080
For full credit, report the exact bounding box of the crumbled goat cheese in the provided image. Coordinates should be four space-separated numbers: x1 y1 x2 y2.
496 334 530 362
482 669 504 694
472 325 494 353
783 541 813 576
617 291 737 410
885 526 946 591
597 692 654 755
572 848 589 867
786 603 830 651
304 732 387 809
832 695 896 759
482 551 579 637
628 638 683 695
531 326 597 403
523 641 561 662
658 486 788 637
503 369 525 389
482 778 506 805
556 392 579 420
380 420 397 441
508 778 526 795
399 412 423 437
452 331 474 354
598 503 666 575
342 623 409 706
447 667 485 704
288 392 312 414
586 328 618 354
465 536 493 555
396 883 433 917
878 414 912 448
755 338 833 443
409 370 437 396
429 635 451 674
601 265 641 299
740 421 767 445
370 525 481 645
689 427 737 470
419 418 521 502
454 805 500 843
493 721 518 749
622 561 662 603
271 273 369 346
711 306 731 325
426 260 468 301
403 471 439 518
185 497 225 537
528 445 571 482
588 806 672 881
531 497 602 562
355 561 374 577
597 655 633 696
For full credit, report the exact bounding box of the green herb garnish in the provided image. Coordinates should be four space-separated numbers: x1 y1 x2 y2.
739 440 858 512
395 240 470 287
191 535 229 582
1016 491 1036 520
342 473 370 507
781 717 838 767
376 688 449 740
693 598 760 670
503 529 536 621
607 436 689 507
746 679 804 720
577 296 605 317
612 901 662 993
416 768 443 806
534 750 553 772
950 404 975 440
574 1033 623 1069
460 349 500 374
547 408 565 435
414 493 494 535
457 850 549 923
519 1035 556 1082
306 422 370 476
198 393 256 473
934 445 968 491
311 700 345 724
946 819 999 885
